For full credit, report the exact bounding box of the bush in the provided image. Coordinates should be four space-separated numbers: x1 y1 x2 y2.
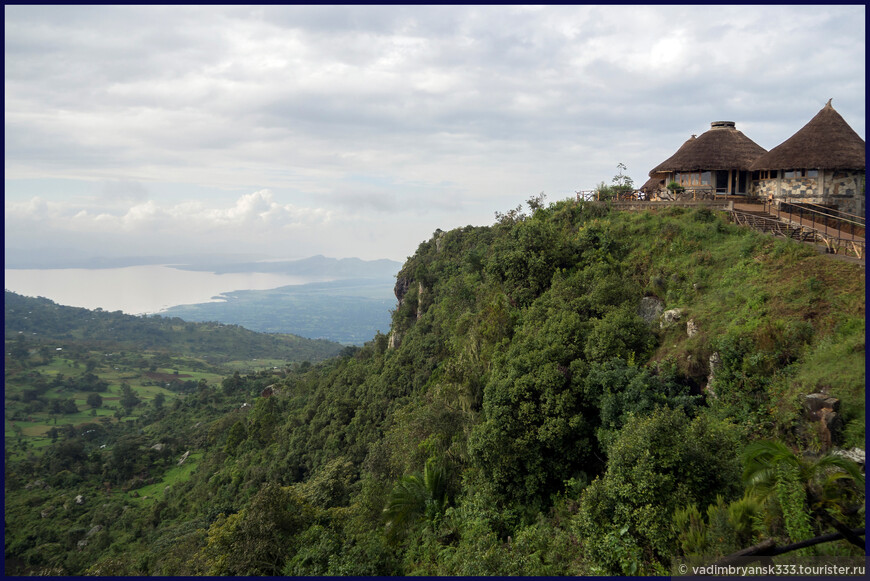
574 407 741 572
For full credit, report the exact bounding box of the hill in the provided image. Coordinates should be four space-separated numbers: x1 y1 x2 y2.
159 278 396 344
4 199 864 576
4 290 343 363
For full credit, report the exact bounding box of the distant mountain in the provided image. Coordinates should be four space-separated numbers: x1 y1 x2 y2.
170 254 402 278
4 248 403 280
3 248 271 270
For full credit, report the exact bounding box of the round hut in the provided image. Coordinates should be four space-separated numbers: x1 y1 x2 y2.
749 99 865 216
648 122 767 198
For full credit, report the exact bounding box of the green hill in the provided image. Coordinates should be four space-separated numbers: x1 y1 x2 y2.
4 199 864 576
4 291 343 362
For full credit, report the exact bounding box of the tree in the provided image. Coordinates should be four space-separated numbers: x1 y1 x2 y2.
383 456 449 540
612 162 634 195
575 407 741 574
469 307 597 508
199 483 314 575
9 335 29 363
108 434 147 482
119 382 141 413
87 392 103 409
583 358 700 454
38 345 54 364
741 440 865 547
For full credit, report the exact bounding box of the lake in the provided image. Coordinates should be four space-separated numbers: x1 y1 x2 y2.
4 265 333 315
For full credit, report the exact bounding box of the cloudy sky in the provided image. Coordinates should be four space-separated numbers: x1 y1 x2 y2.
5 5 865 263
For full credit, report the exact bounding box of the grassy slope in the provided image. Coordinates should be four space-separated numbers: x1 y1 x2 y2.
613 207 864 444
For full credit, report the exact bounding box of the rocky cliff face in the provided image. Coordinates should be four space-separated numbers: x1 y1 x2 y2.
394 276 412 308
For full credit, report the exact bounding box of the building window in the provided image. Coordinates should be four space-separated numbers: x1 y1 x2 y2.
675 171 712 186
784 169 819 179
755 170 778 180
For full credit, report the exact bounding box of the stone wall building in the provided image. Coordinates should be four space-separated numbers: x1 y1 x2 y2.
642 100 865 214
749 100 866 216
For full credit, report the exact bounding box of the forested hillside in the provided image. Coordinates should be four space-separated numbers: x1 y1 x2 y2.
5 291 343 362
4 199 864 575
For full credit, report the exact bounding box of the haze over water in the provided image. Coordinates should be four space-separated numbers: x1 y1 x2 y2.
4 265 332 315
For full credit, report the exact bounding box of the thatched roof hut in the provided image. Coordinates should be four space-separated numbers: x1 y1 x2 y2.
651 121 767 173
640 174 666 193
749 100 865 171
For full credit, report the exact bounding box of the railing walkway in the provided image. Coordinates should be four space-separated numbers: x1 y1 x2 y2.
731 201 864 260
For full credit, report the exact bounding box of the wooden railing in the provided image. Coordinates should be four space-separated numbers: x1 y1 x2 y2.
776 199 865 240
576 189 741 202
730 205 865 260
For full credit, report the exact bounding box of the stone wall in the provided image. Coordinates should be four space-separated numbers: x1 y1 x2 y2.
752 179 777 199
824 169 865 216
752 170 864 216
779 176 818 198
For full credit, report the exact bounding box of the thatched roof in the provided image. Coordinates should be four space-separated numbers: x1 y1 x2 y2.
749 100 865 171
641 173 667 192
650 121 767 173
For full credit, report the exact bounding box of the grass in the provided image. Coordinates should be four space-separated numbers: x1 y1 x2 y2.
124 452 203 506
616 208 864 446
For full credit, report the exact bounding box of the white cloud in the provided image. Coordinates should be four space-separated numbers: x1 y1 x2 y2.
4 190 333 241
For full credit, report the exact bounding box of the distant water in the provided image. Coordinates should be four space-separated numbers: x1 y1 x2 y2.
4 265 332 315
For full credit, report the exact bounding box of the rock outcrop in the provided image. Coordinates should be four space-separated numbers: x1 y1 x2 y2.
394 276 412 308
833 448 865 472
660 308 684 329
416 282 425 320
705 352 721 396
803 393 842 450
638 296 664 325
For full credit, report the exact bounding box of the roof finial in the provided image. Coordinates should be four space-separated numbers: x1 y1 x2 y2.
826 98 833 107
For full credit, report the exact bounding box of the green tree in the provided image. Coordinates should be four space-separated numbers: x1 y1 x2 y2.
583 306 655 364
87 392 103 409
383 456 449 540
119 382 140 413
223 420 247 456
469 307 597 509
9 335 29 363
611 162 634 195
583 358 700 454
741 440 865 546
199 483 314 575
574 407 741 574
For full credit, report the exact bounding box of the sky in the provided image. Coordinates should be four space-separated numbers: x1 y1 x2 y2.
5 5 866 264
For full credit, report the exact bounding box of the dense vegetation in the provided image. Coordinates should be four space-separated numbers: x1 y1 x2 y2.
4 199 864 575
